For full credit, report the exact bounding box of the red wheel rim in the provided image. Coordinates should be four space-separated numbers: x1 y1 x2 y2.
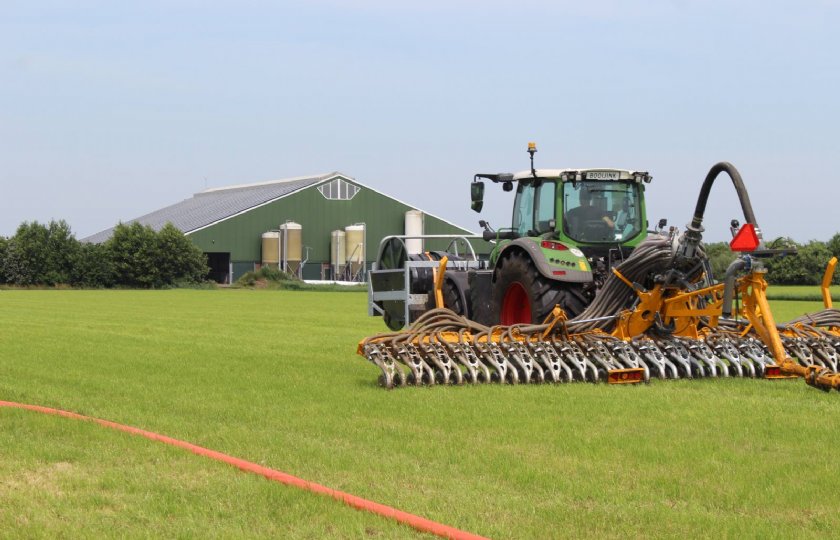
501 282 531 325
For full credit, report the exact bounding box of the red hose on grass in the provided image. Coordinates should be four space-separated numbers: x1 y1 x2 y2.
0 400 488 540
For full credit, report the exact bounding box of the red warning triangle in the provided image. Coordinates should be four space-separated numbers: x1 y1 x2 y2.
730 223 760 252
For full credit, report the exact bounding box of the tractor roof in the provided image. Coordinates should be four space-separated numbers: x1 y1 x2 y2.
512 168 651 183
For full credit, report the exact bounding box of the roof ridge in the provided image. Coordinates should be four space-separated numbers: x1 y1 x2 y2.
81 171 478 243
198 172 345 194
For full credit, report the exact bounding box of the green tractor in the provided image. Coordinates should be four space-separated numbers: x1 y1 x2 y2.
368 143 655 329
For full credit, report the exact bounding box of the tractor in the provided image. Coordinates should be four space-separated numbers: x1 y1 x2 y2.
368 142 657 329
466 142 654 326
360 144 840 391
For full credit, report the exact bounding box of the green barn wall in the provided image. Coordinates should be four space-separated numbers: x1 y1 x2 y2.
186 178 486 280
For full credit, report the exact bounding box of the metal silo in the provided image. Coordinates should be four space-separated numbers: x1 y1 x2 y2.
261 231 281 268
345 223 365 280
330 230 346 280
279 222 302 275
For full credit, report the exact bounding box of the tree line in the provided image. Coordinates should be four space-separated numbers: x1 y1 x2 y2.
1 219 838 288
0 220 208 288
706 235 840 285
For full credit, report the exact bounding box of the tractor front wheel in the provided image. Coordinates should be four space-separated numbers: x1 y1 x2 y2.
491 251 587 325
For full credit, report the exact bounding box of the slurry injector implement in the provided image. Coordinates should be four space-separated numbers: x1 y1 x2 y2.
360 145 840 391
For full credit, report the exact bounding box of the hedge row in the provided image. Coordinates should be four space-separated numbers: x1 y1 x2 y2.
0 221 208 288
2 220 838 288
702 235 840 286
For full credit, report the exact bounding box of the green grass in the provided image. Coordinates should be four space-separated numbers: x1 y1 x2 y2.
759 299 826 321
2 290 840 538
766 284 840 302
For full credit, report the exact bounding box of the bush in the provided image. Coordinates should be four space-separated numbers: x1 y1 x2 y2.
705 237 838 286
106 222 160 287
236 266 301 288
0 219 208 288
71 242 115 288
763 237 833 286
828 233 840 260
703 242 738 281
1 220 80 286
0 236 7 284
106 222 208 288
256 265 297 282
155 223 209 285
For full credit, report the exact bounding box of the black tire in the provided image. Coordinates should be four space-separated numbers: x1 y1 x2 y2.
443 280 465 316
442 275 471 319
491 250 587 325
466 270 494 326
382 310 403 331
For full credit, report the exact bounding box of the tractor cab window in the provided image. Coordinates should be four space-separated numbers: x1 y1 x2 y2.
512 180 556 236
563 181 643 243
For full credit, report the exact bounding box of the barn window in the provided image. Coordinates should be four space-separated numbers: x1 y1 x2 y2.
318 178 359 200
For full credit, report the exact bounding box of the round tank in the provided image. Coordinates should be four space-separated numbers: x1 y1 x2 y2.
331 230 346 270
261 231 280 268
279 222 302 274
405 210 424 255
345 224 365 280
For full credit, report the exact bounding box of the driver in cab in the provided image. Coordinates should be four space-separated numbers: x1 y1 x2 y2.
564 187 614 239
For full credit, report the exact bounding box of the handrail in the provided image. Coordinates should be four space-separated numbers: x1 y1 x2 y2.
375 234 483 266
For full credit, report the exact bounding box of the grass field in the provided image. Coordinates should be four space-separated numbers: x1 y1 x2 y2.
766 284 840 302
2 290 840 539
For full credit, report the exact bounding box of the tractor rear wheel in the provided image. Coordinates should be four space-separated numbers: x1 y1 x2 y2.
492 251 587 325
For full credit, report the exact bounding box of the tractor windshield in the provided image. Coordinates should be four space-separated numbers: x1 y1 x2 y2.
562 181 643 243
512 180 556 236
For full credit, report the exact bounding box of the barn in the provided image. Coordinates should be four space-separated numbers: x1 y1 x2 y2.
84 172 481 283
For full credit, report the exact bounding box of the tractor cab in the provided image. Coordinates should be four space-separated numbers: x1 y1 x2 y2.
562 179 643 243
435 145 655 325
508 168 651 253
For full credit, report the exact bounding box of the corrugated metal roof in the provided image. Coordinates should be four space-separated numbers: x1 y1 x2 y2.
82 172 342 243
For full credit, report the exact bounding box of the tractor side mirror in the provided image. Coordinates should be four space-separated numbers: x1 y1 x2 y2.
471 181 485 213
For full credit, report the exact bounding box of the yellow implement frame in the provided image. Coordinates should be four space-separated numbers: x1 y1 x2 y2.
822 256 837 309
362 256 840 390
610 265 840 390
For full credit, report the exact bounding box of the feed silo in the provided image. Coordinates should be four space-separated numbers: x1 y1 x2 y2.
345 224 365 280
261 231 281 268
330 229 346 280
279 222 302 275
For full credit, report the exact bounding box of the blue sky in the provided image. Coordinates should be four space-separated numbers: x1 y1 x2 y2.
2 1 838 243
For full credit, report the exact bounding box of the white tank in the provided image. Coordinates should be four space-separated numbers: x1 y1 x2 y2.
279 222 302 274
345 224 365 279
261 231 281 268
331 230 346 279
405 210 424 255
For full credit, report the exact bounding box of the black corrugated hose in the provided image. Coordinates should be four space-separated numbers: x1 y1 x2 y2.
567 235 681 332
